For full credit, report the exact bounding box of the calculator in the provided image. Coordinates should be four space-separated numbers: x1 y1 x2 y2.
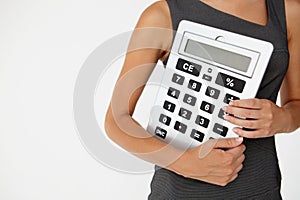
133 20 273 150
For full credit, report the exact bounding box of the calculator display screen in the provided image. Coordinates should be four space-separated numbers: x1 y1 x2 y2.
184 39 252 73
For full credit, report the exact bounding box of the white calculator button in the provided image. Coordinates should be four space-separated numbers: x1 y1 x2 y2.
188 79 202 92
183 94 197 106
205 86 220 99
202 74 212 81
200 101 215 114
195 115 210 128
213 123 228 137
163 101 176 113
207 68 213 73
215 72 246 93
167 87 180 99
176 58 201 77
159 114 171 126
190 129 205 142
155 127 167 139
223 93 240 104
172 73 185 85
174 121 187 134
178 107 192 120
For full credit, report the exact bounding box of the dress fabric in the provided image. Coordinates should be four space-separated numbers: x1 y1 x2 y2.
148 0 289 199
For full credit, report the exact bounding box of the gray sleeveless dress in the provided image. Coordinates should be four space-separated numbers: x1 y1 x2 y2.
148 0 289 199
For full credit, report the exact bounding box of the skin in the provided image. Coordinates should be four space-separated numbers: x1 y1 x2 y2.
105 0 300 186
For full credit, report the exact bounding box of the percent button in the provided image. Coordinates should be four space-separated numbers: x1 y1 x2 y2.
215 72 246 93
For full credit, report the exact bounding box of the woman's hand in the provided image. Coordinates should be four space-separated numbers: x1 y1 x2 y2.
223 98 292 138
170 137 246 186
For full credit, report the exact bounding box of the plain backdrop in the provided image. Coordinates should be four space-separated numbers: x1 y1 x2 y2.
0 0 299 199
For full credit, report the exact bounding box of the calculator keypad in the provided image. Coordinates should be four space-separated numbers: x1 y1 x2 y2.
152 58 243 145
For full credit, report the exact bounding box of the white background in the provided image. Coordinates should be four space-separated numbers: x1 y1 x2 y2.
0 0 299 199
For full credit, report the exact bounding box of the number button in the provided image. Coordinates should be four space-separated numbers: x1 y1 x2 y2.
195 115 210 128
188 79 201 92
176 58 201 77
174 121 187 134
163 101 175 113
159 114 171 126
172 73 185 85
223 93 240 104
213 123 228 137
190 129 205 142
183 94 197 106
167 87 180 99
215 72 246 93
178 108 192 120
200 101 215 114
155 127 167 139
205 86 220 99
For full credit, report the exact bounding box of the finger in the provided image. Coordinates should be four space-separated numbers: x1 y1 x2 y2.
213 137 243 149
229 98 262 109
223 106 262 119
225 116 263 129
233 127 265 138
226 144 246 158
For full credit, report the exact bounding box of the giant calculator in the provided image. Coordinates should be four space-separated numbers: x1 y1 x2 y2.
141 20 273 150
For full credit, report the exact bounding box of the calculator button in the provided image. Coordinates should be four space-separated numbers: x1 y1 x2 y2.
155 127 167 139
209 137 215 140
183 94 197 106
188 79 201 92
172 73 185 85
159 114 171 126
215 72 246 93
179 108 192 120
223 93 240 104
174 121 187 134
195 115 210 128
200 101 215 114
213 123 228 137
176 58 201 77
167 87 180 99
190 129 205 142
203 74 212 81
205 86 220 99
218 109 227 120
163 101 175 113
208 68 213 73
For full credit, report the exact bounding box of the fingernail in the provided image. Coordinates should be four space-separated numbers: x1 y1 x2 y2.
229 101 234 105
223 106 228 111
235 137 243 142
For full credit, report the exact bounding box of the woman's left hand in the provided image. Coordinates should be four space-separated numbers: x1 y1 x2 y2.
223 98 291 138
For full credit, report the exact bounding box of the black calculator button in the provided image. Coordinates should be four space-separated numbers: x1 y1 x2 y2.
174 121 187 134
183 94 197 106
167 87 180 99
190 129 205 142
176 58 201 77
163 101 175 112
200 101 215 114
205 86 220 99
215 72 246 93
172 73 185 85
213 123 228 137
223 93 240 104
195 115 210 128
188 79 201 92
203 74 212 81
155 127 167 139
179 107 192 120
159 114 171 126
218 109 227 120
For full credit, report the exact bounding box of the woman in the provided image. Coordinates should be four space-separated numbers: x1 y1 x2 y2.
105 0 300 199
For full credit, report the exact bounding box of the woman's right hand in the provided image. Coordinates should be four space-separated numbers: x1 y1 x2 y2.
169 137 246 187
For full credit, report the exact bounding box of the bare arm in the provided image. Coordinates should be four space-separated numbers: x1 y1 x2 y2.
105 1 245 186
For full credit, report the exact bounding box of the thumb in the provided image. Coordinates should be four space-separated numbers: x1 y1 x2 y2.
214 137 243 149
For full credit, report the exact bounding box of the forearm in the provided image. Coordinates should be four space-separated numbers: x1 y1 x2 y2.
104 107 184 170
282 100 300 133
